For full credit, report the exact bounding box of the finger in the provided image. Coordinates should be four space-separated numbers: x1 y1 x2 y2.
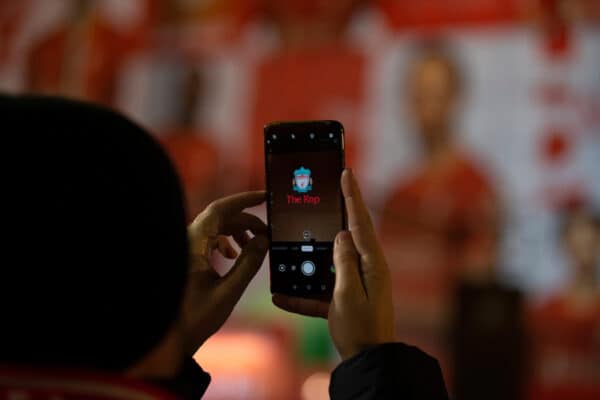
334 230 366 300
217 235 238 259
207 191 266 218
189 193 266 255
223 213 267 237
188 230 219 264
233 231 251 249
341 169 383 264
217 235 269 305
272 294 329 318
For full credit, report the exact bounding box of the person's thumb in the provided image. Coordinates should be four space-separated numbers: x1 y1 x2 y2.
219 235 269 302
333 231 365 301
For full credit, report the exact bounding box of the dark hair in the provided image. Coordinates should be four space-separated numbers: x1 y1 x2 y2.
0 95 189 371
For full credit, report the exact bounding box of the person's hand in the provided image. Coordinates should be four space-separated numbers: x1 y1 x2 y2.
273 170 396 360
183 191 268 354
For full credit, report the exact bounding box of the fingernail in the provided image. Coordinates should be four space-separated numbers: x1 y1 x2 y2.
336 230 351 245
343 168 353 182
350 170 358 189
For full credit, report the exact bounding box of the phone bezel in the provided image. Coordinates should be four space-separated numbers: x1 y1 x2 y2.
264 120 346 301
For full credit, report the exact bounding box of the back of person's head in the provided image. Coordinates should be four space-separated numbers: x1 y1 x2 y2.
0 95 189 371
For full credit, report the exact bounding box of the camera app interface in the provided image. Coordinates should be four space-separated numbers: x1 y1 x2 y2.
270 153 342 242
266 124 344 300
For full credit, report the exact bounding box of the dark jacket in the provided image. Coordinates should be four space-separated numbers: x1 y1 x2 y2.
169 342 448 399
329 343 448 399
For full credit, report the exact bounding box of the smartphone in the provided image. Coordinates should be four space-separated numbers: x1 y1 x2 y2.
264 120 346 301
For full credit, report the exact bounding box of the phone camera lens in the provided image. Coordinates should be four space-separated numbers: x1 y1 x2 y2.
272 134 277 139
291 133 295 139
329 133 334 138
309 133 315 139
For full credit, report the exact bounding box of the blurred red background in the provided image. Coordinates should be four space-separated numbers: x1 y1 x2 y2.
1 0 599 399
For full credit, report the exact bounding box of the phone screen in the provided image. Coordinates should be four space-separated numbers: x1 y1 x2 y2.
264 121 345 301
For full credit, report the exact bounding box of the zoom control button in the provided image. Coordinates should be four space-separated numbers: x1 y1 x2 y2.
301 261 316 276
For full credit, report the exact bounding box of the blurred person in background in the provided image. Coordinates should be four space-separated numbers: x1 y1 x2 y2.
168 0 260 48
528 201 600 400
248 0 366 188
24 0 150 105
379 42 500 365
262 0 362 47
1 94 448 400
160 65 221 221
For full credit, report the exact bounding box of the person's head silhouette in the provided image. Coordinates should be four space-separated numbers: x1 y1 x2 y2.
1 94 189 372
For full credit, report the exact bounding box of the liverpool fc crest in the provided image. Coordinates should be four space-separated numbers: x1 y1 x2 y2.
292 167 312 193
